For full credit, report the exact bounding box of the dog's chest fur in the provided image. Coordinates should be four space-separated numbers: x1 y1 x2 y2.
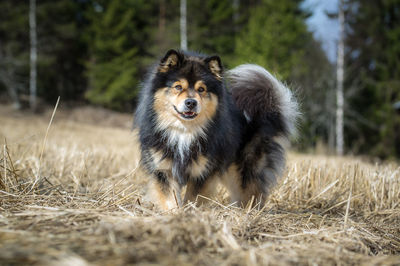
146 131 211 184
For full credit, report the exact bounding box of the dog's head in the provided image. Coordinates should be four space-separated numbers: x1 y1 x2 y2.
152 49 223 131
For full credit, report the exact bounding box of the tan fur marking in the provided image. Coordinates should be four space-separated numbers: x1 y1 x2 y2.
221 164 265 208
273 135 289 148
220 164 242 204
172 79 189 91
198 93 218 124
197 177 219 203
153 88 172 121
175 90 191 105
208 60 222 80
183 176 219 205
171 79 193 108
159 54 179 72
153 88 185 130
188 155 208 179
194 80 207 93
150 148 172 170
148 180 170 210
256 154 266 173
153 81 218 132
147 179 181 210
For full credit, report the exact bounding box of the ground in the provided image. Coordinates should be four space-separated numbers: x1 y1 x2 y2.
0 104 399 265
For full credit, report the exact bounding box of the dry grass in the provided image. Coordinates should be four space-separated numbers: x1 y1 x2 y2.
0 104 399 265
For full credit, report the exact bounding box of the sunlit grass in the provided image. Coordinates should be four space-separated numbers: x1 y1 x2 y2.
0 104 399 265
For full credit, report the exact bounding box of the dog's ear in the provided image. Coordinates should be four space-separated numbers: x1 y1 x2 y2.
158 49 183 72
205 55 223 80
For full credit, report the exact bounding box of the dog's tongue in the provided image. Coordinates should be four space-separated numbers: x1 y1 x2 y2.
184 112 194 116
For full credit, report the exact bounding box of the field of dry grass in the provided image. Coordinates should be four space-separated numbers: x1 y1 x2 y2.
1 103 399 265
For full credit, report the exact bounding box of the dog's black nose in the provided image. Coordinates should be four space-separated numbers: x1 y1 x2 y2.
185 99 197 109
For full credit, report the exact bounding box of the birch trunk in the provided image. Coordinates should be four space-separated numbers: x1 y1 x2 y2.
29 0 37 111
336 0 345 155
180 0 187 50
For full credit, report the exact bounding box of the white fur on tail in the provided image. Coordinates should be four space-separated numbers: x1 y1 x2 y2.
227 64 299 138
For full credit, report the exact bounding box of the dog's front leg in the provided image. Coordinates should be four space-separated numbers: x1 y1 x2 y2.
147 171 182 210
183 177 219 206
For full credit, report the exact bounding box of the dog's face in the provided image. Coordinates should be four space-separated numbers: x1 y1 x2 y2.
152 50 223 131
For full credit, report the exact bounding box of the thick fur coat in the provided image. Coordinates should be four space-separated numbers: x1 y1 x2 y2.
134 49 298 210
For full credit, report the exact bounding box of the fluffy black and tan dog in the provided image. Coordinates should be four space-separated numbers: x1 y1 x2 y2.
134 49 298 210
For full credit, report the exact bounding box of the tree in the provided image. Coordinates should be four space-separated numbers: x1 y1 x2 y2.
188 0 236 66
0 0 29 109
296 38 336 153
180 0 187 50
147 0 180 57
36 0 89 103
235 0 311 81
336 0 345 155
84 0 155 110
345 0 400 158
0 0 90 106
29 0 37 111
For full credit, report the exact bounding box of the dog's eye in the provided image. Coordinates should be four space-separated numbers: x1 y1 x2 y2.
198 87 205 93
175 85 182 91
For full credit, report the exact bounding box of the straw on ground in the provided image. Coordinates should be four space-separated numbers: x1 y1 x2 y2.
0 104 399 265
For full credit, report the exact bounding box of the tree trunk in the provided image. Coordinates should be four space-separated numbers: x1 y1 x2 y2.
233 0 239 30
4 77 21 110
158 0 166 40
29 0 37 111
180 0 187 50
336 0 345 156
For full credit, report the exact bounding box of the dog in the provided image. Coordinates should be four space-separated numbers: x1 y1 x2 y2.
134 49 298 210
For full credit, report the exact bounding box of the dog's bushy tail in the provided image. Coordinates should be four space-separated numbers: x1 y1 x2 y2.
227 64 299 139
223 64 299 206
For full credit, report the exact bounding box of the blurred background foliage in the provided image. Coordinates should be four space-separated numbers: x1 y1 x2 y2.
0 0 399 158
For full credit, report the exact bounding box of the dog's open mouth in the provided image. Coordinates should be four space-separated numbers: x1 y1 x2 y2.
174 106 198 119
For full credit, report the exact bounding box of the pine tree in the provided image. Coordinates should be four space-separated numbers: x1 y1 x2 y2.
85 0 156 110
36 0 88 102
0 0 90 104
0 0 29 109
345 1 400 158
235 0 311 81
85 0 137 110
188 0 236 65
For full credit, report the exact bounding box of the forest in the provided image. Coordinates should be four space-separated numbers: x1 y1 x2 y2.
0 0 399 159
1 1 400 264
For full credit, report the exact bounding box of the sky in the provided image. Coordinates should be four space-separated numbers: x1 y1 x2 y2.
303 0 339 62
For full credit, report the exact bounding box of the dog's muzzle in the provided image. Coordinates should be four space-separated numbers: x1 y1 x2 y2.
184 98 197 110
174 98 199 120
